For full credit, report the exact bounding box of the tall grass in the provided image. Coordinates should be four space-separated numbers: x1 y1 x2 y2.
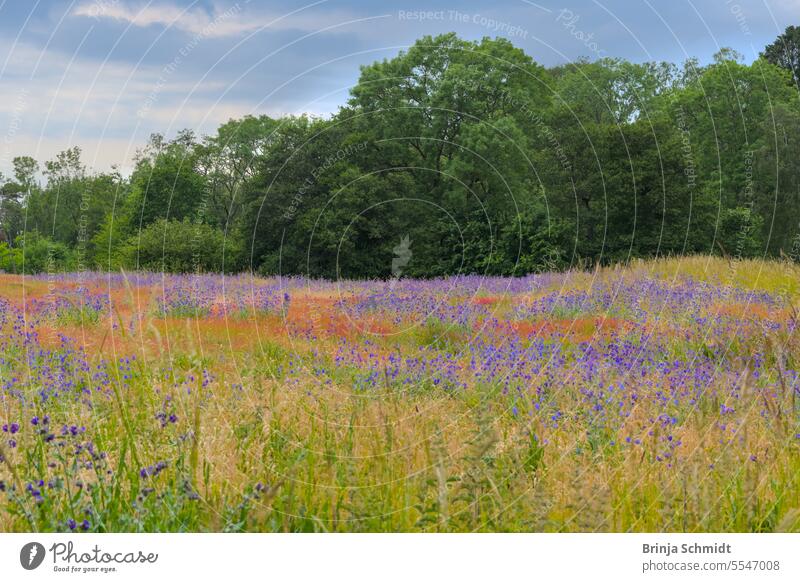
0 256 798 532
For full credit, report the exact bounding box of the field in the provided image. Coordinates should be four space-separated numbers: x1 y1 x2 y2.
0 256 799 533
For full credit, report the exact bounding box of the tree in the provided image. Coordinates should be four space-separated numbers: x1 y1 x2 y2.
341 34 552 276
240 115 366 276
753 102 800 254
664 55 796 232
12 155 39 192
40 147 86 244
5 34 800 275
0 157 39 245
763 25 800 86
122 132 209 235
197 115 278 229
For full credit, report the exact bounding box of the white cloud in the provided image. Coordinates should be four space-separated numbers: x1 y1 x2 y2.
0 36 333 176
73 1 261 38
0 39 264 175
70 1 375 38
0 3 394 175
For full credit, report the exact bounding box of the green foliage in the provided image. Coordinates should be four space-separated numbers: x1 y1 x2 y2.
0 232 76 274
122 132 208 232
3 33 800 275
717 207 764 258
0 242 17 272
117 218 241 273
762 25 800 85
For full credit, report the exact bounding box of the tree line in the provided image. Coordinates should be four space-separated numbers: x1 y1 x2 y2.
2 28 800 277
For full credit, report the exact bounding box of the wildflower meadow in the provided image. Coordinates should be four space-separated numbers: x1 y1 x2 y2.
0 256 798 532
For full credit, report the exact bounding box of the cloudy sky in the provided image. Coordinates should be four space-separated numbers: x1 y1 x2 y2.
0 0 796 176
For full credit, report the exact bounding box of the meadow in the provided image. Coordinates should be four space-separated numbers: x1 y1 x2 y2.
0 256 799 532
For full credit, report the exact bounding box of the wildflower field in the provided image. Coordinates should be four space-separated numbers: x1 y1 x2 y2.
1 256 799 533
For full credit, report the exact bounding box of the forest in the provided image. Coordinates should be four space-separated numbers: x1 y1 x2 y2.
2 27 800 278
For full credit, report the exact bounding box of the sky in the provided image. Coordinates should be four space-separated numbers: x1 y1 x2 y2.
0 0 797 176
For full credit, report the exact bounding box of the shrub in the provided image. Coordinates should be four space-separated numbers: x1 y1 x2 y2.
117 218 242 273
0 232 75 274
0 242 19 273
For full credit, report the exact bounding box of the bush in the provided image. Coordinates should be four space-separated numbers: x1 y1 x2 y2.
117 218 241 273
0 232 76 274
0 242 20 273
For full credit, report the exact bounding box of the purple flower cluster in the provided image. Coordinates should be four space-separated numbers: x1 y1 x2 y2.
139 461 169 479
